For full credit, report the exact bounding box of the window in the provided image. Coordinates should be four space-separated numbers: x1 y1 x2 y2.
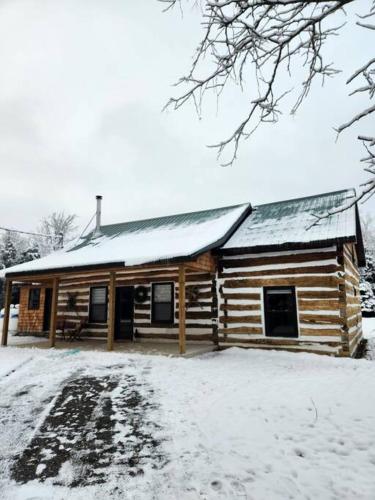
152 283 174 324
89 286 108 323
264 287 298 338
28 288 41 310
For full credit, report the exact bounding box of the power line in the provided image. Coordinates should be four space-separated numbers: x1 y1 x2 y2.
0 226 53 239
79 212 96 239
0 214 95 244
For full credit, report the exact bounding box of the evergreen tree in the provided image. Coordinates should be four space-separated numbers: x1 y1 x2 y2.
360 213 375 317
1 232 18 268
360 252 375 317
20 246 40 263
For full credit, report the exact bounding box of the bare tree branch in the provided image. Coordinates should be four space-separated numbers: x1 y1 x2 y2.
164 0 354 163
162 0 375 215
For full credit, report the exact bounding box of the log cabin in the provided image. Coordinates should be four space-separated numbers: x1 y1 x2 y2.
1 189 365 357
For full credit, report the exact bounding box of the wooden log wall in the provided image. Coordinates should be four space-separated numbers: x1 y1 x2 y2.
217 245 362 356
56 266 216 342
16 244 363 356
18 286 46 334
341 243 363 356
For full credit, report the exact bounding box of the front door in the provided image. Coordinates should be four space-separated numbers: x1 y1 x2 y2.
115 286 134 340
43 288 53 331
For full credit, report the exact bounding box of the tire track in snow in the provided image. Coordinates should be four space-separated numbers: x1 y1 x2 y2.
0 356 34 379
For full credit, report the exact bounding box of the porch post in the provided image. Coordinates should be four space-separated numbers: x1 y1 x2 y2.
178 265 186 355
107 271 116 351
1 278 12 347
49 277 59 348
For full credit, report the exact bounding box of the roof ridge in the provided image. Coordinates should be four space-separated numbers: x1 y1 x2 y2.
253 188 355 209
100 202 250 230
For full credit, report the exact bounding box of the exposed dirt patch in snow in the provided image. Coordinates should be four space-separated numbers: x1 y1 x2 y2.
0 350 167 499
11 366 165 487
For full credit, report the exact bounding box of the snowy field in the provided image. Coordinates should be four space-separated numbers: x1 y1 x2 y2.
0 321 375 500
363 317 375 359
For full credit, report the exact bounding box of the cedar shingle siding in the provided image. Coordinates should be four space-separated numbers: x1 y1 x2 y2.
18 286 46 334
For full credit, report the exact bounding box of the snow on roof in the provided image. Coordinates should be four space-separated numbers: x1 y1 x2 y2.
222 189 359 251
4 203 250 276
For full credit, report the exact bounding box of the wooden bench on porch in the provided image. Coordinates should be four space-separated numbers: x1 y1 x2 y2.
56 317 88 342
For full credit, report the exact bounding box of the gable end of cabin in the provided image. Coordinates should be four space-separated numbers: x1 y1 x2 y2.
216 244 363 357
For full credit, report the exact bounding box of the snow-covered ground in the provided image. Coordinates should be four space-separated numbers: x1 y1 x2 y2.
6 334 48 346
363 317 375 340
363 317 375 360
1 322 375 499
0 304 19 334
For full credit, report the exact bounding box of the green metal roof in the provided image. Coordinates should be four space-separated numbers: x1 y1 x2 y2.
4 203 251 276
223 189 365 264
71 203 249 252
3 188 365 277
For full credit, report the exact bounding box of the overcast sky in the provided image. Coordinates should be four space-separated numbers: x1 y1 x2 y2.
0 0 373 234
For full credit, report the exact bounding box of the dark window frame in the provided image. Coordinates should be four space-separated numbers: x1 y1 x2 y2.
151 282 174 324
263 286 299 338
89 286 108 323
28 288 41 310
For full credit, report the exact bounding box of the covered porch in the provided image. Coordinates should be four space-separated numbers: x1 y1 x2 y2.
6 336 216 357
1 253 218 356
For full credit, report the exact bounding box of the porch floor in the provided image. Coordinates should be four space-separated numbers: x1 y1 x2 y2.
6 335 216 358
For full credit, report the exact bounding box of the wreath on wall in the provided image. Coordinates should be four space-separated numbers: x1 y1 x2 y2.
134 286 148 303
66 292 78 311
186 285 200 308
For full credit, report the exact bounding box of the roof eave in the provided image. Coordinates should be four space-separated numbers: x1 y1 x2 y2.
4 261 126 279
219 236 358 256
354 204 366 267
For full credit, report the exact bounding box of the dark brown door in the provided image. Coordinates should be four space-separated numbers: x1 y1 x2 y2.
43 288 53 331
115 287 134 340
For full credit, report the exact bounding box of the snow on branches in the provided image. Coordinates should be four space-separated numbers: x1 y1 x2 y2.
163 0 375 206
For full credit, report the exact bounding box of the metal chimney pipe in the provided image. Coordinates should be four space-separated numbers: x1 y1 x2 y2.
94 195 102 236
